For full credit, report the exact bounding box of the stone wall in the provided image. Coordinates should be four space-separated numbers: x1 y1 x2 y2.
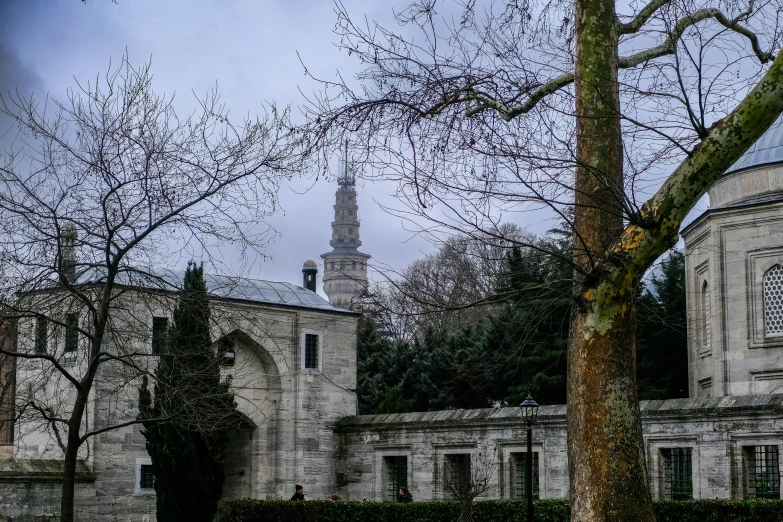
335 395 783 502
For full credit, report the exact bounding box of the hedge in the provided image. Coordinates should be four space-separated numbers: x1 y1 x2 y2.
219 499 783 522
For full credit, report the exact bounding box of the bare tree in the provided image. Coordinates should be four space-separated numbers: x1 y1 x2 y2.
0 55 300 522
442 453 496 522
303 0 783 519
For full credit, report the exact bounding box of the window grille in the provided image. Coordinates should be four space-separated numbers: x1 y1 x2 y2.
139 464 155 489
151 316 167 355
512 452 539 499
35 316 48 354
304 334 319 369
748 446 780 499
385 456 408 501
662 448 692 500
763 265 783 335
702 282 711 350
444 454 471 497
65 313 78 353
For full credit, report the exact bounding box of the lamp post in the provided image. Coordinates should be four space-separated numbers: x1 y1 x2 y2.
520 394 539 522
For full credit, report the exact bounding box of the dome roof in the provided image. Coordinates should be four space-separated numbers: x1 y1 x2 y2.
303 260 317 270
726 113 783 174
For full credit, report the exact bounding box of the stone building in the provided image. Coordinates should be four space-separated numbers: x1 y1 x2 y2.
0 269 359 520
2 124 783 520
330 119 783 503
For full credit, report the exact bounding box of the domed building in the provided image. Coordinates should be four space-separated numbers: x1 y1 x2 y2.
682 116 783 398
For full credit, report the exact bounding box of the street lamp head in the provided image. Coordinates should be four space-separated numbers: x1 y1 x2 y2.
520 394 539 425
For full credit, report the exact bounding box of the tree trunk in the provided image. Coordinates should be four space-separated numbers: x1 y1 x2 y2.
456 499 473 522
568 0 656 519
60 389 88 522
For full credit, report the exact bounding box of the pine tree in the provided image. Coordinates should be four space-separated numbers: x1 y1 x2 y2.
138 262 237 522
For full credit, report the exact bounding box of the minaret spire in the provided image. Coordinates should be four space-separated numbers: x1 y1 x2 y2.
320 141 370 311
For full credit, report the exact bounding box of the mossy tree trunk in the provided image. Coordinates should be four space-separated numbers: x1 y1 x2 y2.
568 2 783 518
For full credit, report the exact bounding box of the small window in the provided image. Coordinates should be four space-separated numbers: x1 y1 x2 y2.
35 316 48 354
218 338 236 367
151 316 168 355
662 448 692 500
763 265 783 335
304 334 318 369
745 446 780 499
65 313 78 353
330 262 335 270
349 228 354 235
385 455 408 501
340 261 345 270
352 262 357 270
512 452 539 499
349 210 354 217
139 464 155 490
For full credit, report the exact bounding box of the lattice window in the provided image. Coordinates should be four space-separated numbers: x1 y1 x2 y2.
444 454 471 497
304 334 319 369
746 446 780 499
512 452 539 499
662 448 693 500
385 456 408 501
764 265 783 335
702 282 711 350
139 464 155 490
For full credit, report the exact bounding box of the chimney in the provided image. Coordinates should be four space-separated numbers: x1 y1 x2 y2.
60 224 77 278
302 260 318 292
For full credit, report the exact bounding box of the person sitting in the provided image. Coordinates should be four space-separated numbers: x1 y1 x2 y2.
290 485 305 501
397 487 413 502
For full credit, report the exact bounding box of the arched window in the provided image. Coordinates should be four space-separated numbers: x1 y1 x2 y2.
763 264 783 335
701 282 711 350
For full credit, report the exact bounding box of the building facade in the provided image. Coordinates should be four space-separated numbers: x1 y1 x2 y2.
2 126 783 519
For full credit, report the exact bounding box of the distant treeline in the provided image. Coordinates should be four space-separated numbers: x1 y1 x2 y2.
358 224 688 414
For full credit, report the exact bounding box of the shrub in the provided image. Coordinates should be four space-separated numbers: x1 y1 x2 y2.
219 499 783 522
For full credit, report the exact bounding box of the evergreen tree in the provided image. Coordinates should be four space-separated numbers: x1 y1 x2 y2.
138 262 237 522
375 386 413 414
636 250 689 399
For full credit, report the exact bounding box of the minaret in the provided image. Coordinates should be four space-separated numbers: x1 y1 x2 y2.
320 141 371 311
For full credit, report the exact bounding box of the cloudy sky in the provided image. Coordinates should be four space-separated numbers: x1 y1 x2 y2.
1 0 706 295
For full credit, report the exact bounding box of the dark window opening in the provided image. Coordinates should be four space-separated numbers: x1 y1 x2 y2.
218 338 236 367
0 342 15 445
348 228 354 235
35 316 48 354
512 452 539 499
385 455 408 501
747 446 780 499
139 464 155 489
151 316 168 355
662 448 693 500
65 313 78 353
445 454 471 497
304 334 318 369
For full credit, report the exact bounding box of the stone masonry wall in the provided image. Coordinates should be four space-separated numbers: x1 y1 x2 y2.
335 395 783 502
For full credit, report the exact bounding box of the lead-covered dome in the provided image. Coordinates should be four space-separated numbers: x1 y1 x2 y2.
709 114 783 208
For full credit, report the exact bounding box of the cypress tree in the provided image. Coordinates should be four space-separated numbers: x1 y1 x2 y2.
139 262 237 522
